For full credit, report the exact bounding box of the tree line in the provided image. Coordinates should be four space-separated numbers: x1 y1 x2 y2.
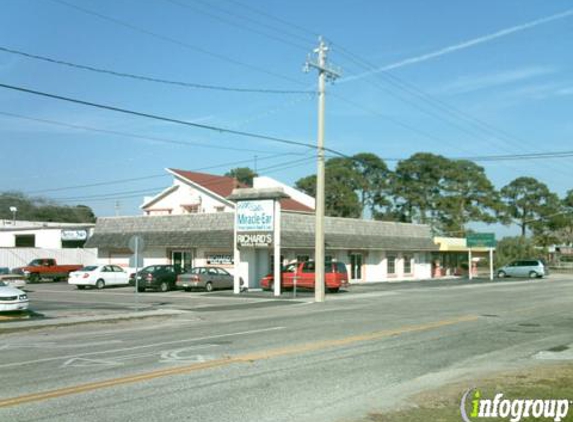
0 192 96 223
288 152 572 245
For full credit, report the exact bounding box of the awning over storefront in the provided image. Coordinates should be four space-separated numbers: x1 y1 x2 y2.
86 212 438 252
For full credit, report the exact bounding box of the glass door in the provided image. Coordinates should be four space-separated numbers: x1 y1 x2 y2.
350 253 363 281
171 250 193 272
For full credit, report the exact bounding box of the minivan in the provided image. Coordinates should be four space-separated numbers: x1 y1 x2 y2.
496 260 547 279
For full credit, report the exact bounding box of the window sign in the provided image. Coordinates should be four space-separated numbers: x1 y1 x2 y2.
236 200 274 232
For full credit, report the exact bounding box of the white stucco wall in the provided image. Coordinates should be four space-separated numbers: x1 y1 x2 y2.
0 228 63 248
143 178 234 215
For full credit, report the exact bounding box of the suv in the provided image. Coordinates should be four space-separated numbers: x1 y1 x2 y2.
497 260 548 279
130 265 184 292
260 260 349 293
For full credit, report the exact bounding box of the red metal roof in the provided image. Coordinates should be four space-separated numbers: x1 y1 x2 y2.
169 168 314 213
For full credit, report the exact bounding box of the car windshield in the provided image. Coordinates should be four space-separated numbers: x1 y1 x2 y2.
187 268 202 274
79 266 98 272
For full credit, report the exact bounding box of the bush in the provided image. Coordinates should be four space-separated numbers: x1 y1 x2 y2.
495 236 546 268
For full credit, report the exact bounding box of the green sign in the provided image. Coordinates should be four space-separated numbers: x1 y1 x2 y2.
466 233 496 248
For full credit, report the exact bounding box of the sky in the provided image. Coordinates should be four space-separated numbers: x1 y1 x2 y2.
0 0 572 238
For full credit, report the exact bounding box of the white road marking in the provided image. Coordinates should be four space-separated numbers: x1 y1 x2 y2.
0 326 285 369
159 344 219 363
0 340 123 350
62 357 123 368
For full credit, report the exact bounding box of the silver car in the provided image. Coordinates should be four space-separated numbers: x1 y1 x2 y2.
176 267 234 292
497 260 547 279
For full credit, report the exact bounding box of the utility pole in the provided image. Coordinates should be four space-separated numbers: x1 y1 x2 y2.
115 201 121 217
305 37 341 303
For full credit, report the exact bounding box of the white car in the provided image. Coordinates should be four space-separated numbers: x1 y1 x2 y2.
0 281 29 312
68 265 130 290
0 273 27 290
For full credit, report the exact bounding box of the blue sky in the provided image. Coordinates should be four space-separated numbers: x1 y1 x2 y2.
1 0 572 237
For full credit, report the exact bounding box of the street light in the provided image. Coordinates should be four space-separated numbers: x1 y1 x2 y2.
9 206 17 224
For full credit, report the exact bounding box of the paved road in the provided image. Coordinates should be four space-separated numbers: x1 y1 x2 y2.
0 276 572 422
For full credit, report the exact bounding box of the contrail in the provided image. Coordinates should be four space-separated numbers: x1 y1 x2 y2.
342 8 573 83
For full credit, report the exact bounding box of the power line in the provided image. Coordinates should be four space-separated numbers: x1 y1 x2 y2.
23 153 289 195
0 82 344 154
164 0 310 51
49 0 307 87
50 156 315 203
0 45 313 95
0 111 310 156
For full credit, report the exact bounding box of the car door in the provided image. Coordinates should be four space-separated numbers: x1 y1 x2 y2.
513 261 528 277
112 266 128 285
100 266 114 285
300 261 315 288
206 268 220 288
506 261 519 277
216 268 233 289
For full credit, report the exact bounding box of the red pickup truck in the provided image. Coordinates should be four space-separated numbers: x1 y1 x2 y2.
12 258 83 282
260 260 349 293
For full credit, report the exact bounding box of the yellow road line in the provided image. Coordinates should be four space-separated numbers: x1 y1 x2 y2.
0 315 478 408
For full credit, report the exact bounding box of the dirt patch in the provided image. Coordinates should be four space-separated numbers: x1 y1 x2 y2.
361 363 573 422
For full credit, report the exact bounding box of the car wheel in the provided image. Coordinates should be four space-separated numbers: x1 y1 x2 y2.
76 285 86 290
29 273 40 283
327 287 339 293
96 279 105 290
205 282 214 292
267 281 274 292
137 287 145 293
529 271 538 279
184 287 191 292
497 271 506 278
159 281 169 292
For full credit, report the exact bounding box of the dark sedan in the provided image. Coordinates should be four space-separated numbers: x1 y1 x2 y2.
130 265 184 292
176 267 234 292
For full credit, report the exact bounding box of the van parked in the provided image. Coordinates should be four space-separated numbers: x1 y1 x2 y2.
496 260 548 279
260 260 349 293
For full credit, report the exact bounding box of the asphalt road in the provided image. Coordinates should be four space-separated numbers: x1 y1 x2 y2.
1 276 572 422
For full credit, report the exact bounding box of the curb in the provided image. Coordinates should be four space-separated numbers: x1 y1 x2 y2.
0 309 192 334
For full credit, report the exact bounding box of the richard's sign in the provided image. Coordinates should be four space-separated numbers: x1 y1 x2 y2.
236 200 274 232
237 232 273 248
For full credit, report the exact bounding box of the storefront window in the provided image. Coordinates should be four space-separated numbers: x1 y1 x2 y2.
387 254 396 274
404 255 412 274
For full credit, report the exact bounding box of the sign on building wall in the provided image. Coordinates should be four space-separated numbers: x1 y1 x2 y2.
61 230 88 241
236 200 274 248
206 254 234 265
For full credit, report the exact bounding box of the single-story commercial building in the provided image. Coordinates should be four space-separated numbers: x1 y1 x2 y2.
85 168 438 286
86 212 437 286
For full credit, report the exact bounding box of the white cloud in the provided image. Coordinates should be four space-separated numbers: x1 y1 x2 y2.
439 66 557 95
341 8 573 83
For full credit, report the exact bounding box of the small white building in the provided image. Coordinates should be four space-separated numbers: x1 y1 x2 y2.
0 220 97 269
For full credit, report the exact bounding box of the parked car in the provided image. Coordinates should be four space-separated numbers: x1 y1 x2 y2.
0 281 29 312
12 258 83 282
496 260 548 279
68 265 130 290
130 265 183 292
176 267 234 292
0 268 27 289
260 260 349 293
